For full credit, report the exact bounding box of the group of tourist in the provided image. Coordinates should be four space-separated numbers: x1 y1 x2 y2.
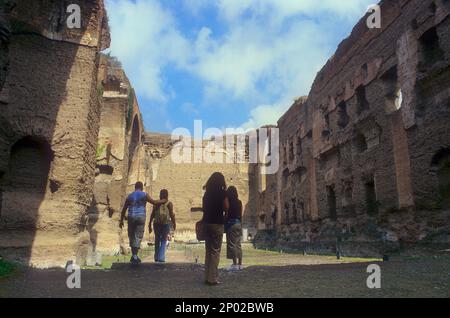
119 172 243 286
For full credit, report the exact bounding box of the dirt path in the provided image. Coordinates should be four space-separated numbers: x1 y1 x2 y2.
1 256 449 298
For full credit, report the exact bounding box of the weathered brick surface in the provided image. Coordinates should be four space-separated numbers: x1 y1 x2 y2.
255 0 450 255
88 55 145 257
143 133 251 241
0 0 110 267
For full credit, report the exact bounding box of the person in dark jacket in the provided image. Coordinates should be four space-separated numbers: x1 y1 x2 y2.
202 172 229 286
225 186 243 271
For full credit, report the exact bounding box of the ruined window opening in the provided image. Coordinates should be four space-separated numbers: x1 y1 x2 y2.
365 178 379 216
292 198 298 224
343 185 353 207
0 171 3 218
356 85 370 114
296 136 302 157
431 148 450 208
382 66 403 113
337 101 350 129
355 133 368 153
419 27 445 67
49 179 62 194
259 214 266 223
295 167 307 184
322 114 331 139
298 201 305 223
284 203 290 225
98 165 114 176
282 168 290 186
429 2 437 15
289 139 295 162
327 186 337 221
361 63 369 79
394 89 403 110
7 137 53 193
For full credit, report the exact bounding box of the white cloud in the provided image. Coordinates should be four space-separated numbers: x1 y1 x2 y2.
106 0 190 102
106 0 375 130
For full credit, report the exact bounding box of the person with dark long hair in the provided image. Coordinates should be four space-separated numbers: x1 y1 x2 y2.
225 186 243 271
202 172 229 286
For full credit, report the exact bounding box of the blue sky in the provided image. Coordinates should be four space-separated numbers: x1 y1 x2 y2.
105 0 375 133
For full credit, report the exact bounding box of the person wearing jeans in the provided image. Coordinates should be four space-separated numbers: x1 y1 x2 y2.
153 223 171 262
150 189 176 263
120 182 167 264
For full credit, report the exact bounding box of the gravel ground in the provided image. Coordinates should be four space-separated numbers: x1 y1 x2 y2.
0 254 448 298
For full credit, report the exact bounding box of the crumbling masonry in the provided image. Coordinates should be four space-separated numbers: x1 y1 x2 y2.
0 0 111 267
253 0 450 255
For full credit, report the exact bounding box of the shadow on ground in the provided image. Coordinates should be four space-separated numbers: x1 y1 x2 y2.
0 256 449 298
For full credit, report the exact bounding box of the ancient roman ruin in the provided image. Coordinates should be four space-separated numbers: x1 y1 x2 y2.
0 0 449 267
253 0 450 255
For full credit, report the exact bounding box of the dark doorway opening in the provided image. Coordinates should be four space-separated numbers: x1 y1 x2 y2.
419 27 444 67
327 186 337 221
432 148 450 209
365 178 379 216
337 101 350 129
356 85 370 114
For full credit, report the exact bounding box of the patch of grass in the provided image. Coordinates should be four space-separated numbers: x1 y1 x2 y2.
165 243 380 268
90 244 380 270
96 144 106 159
97 84 104 98
0 259 15 278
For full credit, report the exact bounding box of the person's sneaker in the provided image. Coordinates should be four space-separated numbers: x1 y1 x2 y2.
226 265 239 272
136 256 142 264
205 281 222 286
238 265 245 270
130 255 140 264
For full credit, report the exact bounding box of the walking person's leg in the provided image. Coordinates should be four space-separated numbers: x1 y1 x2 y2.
155 224 165 263
206 224 224 284
158 224 170 262
133 216 146 263
204 230 212 283
226 227 238 268
128 217 137 262
227 224 242 270
236 224 243 268
154 224 159 262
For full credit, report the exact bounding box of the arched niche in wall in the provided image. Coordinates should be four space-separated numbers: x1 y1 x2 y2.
431 148 450 209
1 136 53 226
127 115 141 173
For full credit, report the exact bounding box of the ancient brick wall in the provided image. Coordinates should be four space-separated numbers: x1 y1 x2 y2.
0 0 110 267
256 0 450 255
144 133 252 241
85 54 147 258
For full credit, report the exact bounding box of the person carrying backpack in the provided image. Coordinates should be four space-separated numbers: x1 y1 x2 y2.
149 189 176 263
120 182 167 264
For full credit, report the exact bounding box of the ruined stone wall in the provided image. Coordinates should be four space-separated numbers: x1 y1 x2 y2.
0 0 110 267
256 0 450 256
86 54 146 258
0 2 14 92
144 133 252 241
